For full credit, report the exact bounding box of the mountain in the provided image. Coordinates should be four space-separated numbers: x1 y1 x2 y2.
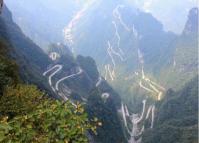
1 2 198 143
68 3 198 142
141 8 198 143
183 7 198 35
142 76 198 143
0 5 126 143
127 0 198 34
4 0 84 49
159 7 198 89
0 5 52 94
70 1 198 103
45 44 126 143
68 0 177 106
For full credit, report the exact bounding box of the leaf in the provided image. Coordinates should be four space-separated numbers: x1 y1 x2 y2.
0 131 6 142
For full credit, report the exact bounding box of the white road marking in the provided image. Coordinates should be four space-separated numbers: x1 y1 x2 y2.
55 67 83 91
113 5 131 32
96 76 102 87
134 100 146 124
43 65 84 108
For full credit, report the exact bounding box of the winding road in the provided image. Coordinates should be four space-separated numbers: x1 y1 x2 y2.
134 100 146 124
105 5 131 81
55 67 83 91
120 99 152 143
96 76 102 87
113 5 131 32
43 65 63 92
43 64 83 107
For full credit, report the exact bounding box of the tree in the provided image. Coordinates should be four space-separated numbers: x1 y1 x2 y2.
0 85 98 143
0 40 19 95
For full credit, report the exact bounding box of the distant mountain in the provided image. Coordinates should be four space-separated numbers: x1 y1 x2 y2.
183 7 198 35
73 1 176 70
69 0 177 105
142 8 198 143
70 1 198 100
5 0 82 49
159 7 198 89
68 4 198 142
127 0 198 34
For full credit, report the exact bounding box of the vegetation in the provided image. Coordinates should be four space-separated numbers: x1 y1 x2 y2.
0 94 95 143
86 89 126 143
0 40 97 143
77 55 99 81
0 7 126 142
0 40 19 95
143 76 198 143
1 3 197 143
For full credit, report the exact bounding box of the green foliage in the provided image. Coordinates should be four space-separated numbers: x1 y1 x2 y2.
0 85 96 143
0 40 19 95
0 85 44 118
0 39 97 142
0 58 19 92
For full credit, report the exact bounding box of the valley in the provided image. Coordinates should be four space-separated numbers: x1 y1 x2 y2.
1 1 198 143
43 2 198 143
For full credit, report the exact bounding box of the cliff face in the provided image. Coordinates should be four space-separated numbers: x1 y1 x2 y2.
183 7 198 35
0 5 52 93
0 0 3 13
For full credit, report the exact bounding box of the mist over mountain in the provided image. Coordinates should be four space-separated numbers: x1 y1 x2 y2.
5 0 83 48
0 1 198 143
127 0 198 34
5 0 198 49
183 7 198 35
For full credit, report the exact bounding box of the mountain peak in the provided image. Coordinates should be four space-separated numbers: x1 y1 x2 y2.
183 7 198 35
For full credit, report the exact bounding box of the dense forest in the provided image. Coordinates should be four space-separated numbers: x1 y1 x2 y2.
143 76 198 143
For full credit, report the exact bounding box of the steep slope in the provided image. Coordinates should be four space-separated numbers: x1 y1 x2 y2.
0 5 52 93
67 1 198 106
0 40 19 95
142 76 198 143
0 5 126 143
72 0 176 71
65 0 177 109
159 7 198 89
1 2 197 143
44 44 126 142
6 1 197 108
0 40 98 143
64 3 198 142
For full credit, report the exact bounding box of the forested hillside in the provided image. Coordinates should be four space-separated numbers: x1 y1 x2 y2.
143 76 198 143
